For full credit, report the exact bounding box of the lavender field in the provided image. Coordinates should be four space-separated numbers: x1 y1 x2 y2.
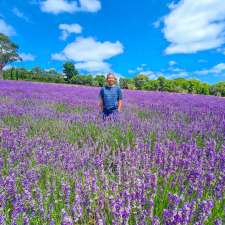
0 80 224 225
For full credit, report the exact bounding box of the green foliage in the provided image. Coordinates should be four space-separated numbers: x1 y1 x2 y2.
209 82 225 96
94 75 106 86
3 67 65 83
133 74 149 90
0 33 22 79
144 79 159 90
119 77 135 89
71 74 93 86
2 64 225 97
63 61 79 83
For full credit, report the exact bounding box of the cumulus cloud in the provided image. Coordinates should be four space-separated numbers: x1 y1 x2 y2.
162 0 225 54
0 19 16 36
40 0 101 14
19 53 36 61
169 60 177 66
40 0 79 14
166 71 189 79
217 47 225 55
51 53 67 61
2 65 12 71
75 61 111 72
136 66 143 71
129 64 148 74
79 0 101 12
52 36 124 73
59 23 82 40
195 63 225 75
128 65 192 80
128 69 135 74
141 70 162 80
52 37 123 61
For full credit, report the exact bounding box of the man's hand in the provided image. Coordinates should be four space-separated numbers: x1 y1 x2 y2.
118 99 122 112
98 98 103 112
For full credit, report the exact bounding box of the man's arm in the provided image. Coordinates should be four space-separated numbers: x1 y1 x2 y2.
98 88 104 112
117 87 123 112
118 99 122 112
98 97 103 112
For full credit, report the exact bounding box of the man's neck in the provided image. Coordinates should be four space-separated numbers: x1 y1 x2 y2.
106 84 115 87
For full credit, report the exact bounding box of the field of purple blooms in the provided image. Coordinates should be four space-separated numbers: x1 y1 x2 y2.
0 80 224 225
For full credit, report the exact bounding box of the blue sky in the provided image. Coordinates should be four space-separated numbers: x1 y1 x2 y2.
0 0 225 84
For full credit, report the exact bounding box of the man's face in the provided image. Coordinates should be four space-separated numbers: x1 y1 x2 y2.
106 74 115 86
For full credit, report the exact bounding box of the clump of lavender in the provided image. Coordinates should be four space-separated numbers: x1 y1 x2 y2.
0 80 224 224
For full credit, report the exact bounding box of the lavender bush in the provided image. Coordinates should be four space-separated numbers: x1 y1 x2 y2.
0 80 224 225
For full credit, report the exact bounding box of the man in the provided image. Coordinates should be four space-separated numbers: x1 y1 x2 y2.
98 73 123 119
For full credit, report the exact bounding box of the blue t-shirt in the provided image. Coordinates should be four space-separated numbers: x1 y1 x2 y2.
99 85 122 111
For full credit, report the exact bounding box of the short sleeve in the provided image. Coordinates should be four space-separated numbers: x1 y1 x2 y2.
117 87 122 100
99 87 104 99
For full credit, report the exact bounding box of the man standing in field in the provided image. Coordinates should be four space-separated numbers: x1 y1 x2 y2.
98 73 123 119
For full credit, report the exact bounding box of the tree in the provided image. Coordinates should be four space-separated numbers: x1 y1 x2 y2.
173 78 189 93
119 78 128 89
0 33 22 79
134 74 149 90
119 77 136 89
209 82 225 97
85 74 94 86
94 75 105 86
187 79 201 94
31 66 43 80
71 74 94 86
46 68 58 77
63 62 79 83
199 83 210 95
144 80 159 90
157 76 166 91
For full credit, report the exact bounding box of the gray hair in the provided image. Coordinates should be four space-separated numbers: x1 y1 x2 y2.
106 72 116 79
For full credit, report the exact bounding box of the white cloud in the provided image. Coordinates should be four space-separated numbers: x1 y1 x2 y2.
128 69 135 74
167 1 178 10
40 0 101 14
217 47 225 55
113 72 124 80
12 7 29 22
79 0 101 12
52 37 123 62
75 61 111 72
51 53 67 61
163 0 225 54
2 65 12 71
169 67 184 72
52 36 124 73
40 0 79 14
0 19 16 36
137 66 143 71
166 71 189 79
128 64 149 74
195 63 225 75
59 23 82 40
141 70 163 80
169 60 177 66
19 53 36 61
153 19 161 29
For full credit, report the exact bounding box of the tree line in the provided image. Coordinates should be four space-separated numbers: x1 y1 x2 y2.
2 64 224 97
1 33 225 97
